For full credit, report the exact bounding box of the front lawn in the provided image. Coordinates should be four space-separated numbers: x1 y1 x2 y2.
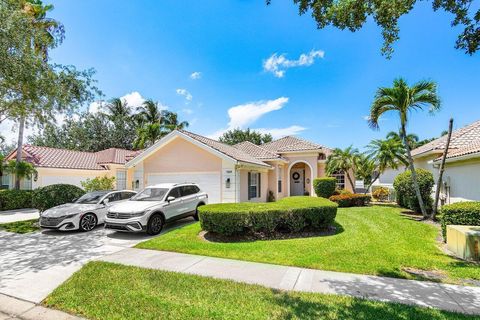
44 261 473 320
0 219 39 233
137 205 480 283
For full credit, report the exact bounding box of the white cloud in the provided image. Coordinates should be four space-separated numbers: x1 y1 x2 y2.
207 97 306 140
88 91 147 114
263 49 325 78
0 120 34 145
182 108 194 115
190 71 202 80
227 97 288 129
176 88 193 101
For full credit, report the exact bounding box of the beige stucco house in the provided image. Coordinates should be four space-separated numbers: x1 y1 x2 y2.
375 119 480 204
5 130 353 203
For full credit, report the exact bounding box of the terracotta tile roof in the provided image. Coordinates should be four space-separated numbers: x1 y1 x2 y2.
434 140 480 161
233 141 283 160
9 145 138 170
178 130 270 167
261 136 328 153
412 119 480 157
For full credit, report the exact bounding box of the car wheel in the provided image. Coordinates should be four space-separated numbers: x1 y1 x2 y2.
79 213 97 232
147 214 164 235
193 203 204 221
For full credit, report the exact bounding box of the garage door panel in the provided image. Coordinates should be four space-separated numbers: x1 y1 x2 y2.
147 173 221 203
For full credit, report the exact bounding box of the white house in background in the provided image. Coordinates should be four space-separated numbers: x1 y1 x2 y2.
375 119 480 204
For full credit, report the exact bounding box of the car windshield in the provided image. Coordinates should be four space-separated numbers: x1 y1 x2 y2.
131 188 168 201
75 191 109 204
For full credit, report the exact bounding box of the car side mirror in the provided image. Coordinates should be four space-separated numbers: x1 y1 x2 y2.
72 198 78 202
166 196 175 202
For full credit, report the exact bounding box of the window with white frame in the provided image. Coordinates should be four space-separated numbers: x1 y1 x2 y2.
277 165 283 193
116 170 127 190
248 172 261 199
331 171 345 190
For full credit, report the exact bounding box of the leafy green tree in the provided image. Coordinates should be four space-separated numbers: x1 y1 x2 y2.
4 160 37 188
133 123 162 149
326 146 359 193
162 110 189 132
81 176 116 192
369 78 441 218
270 0 480 58
219 128 273 145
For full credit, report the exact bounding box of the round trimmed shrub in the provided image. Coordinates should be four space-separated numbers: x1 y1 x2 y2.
440 201 480 240
372 186 389 201
393 168 434 213
329 194 371 207
32 184 85 211
0 190 33 210
313 178 337 198
198 196 338 236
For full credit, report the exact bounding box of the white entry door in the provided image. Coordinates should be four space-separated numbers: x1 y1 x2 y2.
290 169 304 196
147 172 221 203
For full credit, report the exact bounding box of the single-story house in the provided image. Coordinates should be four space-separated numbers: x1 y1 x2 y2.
3 130 353 203
3 146 140 190
375 119 480 204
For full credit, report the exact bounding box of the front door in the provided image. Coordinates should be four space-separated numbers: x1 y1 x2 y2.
290 169 304 196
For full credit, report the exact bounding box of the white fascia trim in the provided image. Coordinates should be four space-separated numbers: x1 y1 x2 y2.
433 152 480 164
236 162 272 170
126 130 237 168
279 150 322 155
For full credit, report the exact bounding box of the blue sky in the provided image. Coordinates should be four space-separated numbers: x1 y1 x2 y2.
44 0 479 149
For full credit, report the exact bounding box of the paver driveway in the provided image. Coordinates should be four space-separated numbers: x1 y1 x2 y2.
0 220 193 303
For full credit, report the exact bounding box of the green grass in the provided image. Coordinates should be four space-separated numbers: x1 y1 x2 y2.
44 261 474 320
0 219 39 233
137 205 480 283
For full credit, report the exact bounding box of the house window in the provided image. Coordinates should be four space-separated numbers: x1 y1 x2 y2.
331 171 345 190
277 165 283 193
1 175 10 189
116 170 127 190
248 172 261 199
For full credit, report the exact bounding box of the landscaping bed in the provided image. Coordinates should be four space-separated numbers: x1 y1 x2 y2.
199 196 337 237
0 219 39 233
137 205 480 284
44 261 474 320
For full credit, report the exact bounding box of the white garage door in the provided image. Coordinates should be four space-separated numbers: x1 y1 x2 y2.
147 172 221 203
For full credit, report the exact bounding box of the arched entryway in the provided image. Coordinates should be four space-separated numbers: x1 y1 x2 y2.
288 161 313 196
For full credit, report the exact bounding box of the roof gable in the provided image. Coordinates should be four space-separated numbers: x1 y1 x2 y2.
233 141 282 160
261 136 328 153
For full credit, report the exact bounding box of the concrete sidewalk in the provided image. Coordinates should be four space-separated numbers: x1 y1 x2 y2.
0 209 39 224
99 248 480 316
0 294 82 320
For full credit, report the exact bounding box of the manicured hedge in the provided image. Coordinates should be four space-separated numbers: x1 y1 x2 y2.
0 190 33 211
198 196 338 236
440 201 480 240
393 168 434 213
372 187 389 201
32 184 85 211
313 178 337 198
328 194 371 207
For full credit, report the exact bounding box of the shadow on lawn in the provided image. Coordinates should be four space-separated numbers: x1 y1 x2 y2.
201 222 344 243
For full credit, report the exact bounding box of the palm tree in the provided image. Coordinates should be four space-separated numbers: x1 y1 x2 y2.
14 0 61 189
355 154 376 190
162 111 189 132
5 160 38 188
364 138 408 192
105 98 131 121
369 78 441 218
133 123 162 149
135 100 162 126
386 131 419 149
326 146 359 193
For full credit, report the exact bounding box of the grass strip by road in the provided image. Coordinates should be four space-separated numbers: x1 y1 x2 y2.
0 219 39 233
137 205 480 283
44 261 474 320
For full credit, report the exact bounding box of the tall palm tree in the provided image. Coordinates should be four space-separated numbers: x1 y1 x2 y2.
355 154 376 190
386 131 419 149
14 0 61 189
135 100 162 125
5 160 38 189
162 111 189 132
365 138 408 192
326 146 359 193
369 78 441 218
105 98 131 121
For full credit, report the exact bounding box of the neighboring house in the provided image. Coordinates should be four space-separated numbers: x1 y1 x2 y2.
375 119 480 204
4 130 353 203
4 146 140 190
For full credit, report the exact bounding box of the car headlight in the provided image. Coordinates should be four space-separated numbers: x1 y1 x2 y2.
64 212 81 219
132 210 149 217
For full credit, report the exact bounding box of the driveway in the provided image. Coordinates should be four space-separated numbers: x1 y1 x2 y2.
0 219 194 303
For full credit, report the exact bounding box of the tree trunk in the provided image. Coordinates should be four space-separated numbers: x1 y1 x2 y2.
346 171 356 193
364 172 380 194
432 118 453 220
15 117 25 190
401 124 428 218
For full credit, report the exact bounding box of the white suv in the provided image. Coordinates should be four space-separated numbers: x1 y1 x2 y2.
105 183 208 235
